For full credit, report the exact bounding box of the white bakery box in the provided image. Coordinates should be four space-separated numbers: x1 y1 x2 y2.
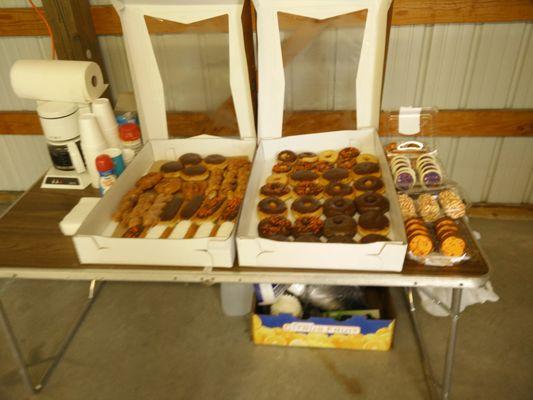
73 0 256 267
236 0 408 271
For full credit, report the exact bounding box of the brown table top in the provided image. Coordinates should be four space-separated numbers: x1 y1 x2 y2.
0 181 490 288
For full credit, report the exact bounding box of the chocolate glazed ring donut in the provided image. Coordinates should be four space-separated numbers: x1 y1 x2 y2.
354 176 384 194
353 161 380 176
325 182 354 198
355 192 390 214
323 196 356 217
291 195 322 218
278 150 297 163
358 211 390 236
323 215 357 238
322 167 350 183
257 197 287 218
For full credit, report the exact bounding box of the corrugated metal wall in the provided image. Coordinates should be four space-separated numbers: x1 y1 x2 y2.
0 1 532 201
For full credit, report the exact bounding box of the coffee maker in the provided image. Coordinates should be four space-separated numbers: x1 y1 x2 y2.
37 101 92 189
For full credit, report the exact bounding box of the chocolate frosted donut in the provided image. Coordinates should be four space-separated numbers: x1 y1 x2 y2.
358 211 390 233
204 154 226 165
179 153 202 165
324 215 357 238
323 196 356 217
258 197 287 216
355 192 390 213
353 162 380 176
327 235 355 243
359 234 390 243
160 195 183 221
322 167 350 183
354 176 384 193
160 161 183 174
278 150 297 163
294 234 321 242
325 182 354 198
182 164 207 177
290 170 318 183
292 216 324 236
291 195 321 217
258 216 292 238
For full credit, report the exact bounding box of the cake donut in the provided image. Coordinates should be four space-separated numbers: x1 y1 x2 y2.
356 153 378 164
357 211 390 236
354 192 390 214
258 216 292 238
323 215 357 238
257 197 288 219
260 182 292 201
323 196 356 217
266 173 289 186
354 176 385 195
291 195 322 218
277 150 297 163
324 182 354 198
292 216 324 237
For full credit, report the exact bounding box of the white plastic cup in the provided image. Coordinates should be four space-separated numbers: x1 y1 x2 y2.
220 283 253 316
122 148 135 165
92 98 121 148
79 113 107 188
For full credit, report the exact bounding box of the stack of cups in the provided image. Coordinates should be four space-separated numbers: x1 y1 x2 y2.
91 98 121 148
79 113 107 188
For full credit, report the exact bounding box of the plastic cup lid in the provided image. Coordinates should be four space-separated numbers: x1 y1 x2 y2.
37 101 78 119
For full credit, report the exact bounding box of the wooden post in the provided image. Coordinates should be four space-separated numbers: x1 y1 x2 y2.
242 0 257 123
41 0 110 97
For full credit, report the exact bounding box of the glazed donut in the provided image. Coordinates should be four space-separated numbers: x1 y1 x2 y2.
356 153 379 164
135 172 163 190
260 182 292 201
258 216 292 238
257 197 287 219
290 170 319 186
266 173 289 186
354 192 390 214
292 216 324 237
322 167 350 184
195 196 226 219
298 152 318 163
272 162 293 174
339 147 360 160
323 215 357 238
325 182 354 198
154 178 182 195
323 196 356 217
353 162 381 178
179 153 202 166
357 211 390 236
354 176 385 195
293 182 324 198
291 195 322 218
318 150 339 164
160 161 183 178
181 165 209 182
277 150 297 163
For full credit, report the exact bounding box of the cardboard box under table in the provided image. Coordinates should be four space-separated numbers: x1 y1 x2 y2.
236 0 407 271
252 287 396 351
74 0 256 267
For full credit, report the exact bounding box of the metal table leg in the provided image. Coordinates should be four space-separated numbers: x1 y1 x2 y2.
0 280 104 393
403 287 463 400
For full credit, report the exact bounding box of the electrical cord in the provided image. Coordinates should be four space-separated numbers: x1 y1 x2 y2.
28 0 57 59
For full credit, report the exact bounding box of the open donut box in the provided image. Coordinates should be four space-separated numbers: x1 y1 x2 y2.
236 0 407 271
73 0 256 267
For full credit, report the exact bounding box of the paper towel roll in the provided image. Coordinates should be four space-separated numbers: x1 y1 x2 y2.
10 59 108 103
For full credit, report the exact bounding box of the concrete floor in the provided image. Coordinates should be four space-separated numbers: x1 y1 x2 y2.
0 215 532 399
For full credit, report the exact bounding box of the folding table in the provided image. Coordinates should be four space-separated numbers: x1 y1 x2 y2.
0 182 490 400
